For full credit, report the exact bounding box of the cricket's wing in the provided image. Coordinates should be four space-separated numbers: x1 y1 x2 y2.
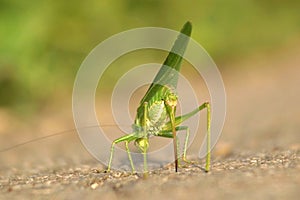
139 21 192 104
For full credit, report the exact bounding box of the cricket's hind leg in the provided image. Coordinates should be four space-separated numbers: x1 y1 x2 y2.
134 137 149 176
161 102 211 171
177 102 211 172
106 134 137 173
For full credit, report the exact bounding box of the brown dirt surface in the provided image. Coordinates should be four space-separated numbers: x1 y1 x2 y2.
0 150 299 199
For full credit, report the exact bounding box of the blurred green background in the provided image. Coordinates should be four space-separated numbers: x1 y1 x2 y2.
0 0 299 116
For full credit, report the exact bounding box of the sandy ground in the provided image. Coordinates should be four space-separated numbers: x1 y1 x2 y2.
0 43 299 199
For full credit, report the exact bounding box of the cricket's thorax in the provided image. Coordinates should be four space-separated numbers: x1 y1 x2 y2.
133 88 178 137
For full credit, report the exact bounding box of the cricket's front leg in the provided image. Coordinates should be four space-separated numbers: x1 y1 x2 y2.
135 137 149 176
164 93 179 172
204 102 211 172
106 134 137 173
140 102 150 175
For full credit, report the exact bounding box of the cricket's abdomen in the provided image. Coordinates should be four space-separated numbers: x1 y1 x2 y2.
146 100 168 136
148 100 167 126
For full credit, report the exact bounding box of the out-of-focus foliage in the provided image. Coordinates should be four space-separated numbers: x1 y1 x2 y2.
0 0 299 114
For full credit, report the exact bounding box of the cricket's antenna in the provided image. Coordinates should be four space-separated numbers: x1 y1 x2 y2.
0 124 127 153
0 130 74 153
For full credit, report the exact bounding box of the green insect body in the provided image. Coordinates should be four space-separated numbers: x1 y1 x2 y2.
107 21 211 174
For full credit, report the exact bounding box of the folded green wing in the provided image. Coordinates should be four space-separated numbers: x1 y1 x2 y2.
139 21 192 104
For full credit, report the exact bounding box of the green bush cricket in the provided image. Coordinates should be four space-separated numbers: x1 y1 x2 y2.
106 21 211 174
0 22 211 175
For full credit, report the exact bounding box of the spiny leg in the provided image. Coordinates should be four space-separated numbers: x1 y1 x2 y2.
158 126 191 167
107 141 116 172
162 102 211 172
164 94 178 172
107 134 137 173
156 130 181 168
142 102 149 174
177 102 211 172
135 138 149 176
187 102 211 172
125 141 135 173
175 126 192 163
205 102 211 172
123 102 149 176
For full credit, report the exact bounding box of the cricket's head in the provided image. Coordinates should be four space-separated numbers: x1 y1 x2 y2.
134 138 149 153
165 93 178 108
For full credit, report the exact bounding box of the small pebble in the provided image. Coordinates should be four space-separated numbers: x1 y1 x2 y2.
90 182 99 190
